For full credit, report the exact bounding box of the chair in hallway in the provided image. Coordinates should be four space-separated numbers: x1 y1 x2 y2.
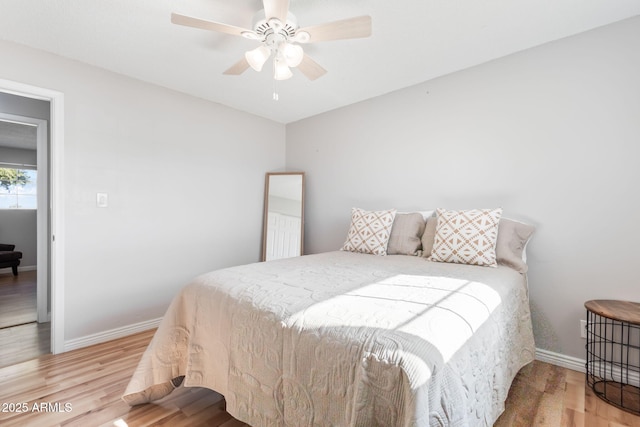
0 244 22 276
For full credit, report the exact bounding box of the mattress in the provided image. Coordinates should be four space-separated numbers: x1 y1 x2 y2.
122 251 535 426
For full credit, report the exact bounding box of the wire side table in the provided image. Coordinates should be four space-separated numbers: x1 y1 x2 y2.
585 299 640 415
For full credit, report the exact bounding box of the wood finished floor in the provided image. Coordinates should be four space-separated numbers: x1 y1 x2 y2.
0 270 51 369
0 270 38 328
1 329 640 426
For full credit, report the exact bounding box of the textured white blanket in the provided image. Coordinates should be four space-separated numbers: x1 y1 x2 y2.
123 251 535 426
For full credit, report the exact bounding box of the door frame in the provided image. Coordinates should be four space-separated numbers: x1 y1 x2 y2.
0 78 65 354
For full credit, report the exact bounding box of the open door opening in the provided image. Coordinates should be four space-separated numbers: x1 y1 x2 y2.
0 79 65 357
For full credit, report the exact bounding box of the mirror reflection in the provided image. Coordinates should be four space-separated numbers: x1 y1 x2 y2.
262 172 305 261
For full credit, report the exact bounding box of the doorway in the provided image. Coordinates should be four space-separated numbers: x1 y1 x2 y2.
0 78 65 357
0 112 48 317
0 112 49 366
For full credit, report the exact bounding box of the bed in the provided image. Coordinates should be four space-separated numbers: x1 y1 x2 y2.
122 209 536 426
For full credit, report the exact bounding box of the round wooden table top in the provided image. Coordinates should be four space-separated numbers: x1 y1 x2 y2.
585 300 640 325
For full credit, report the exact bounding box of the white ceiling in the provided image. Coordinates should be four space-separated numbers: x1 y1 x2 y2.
0 0 639 124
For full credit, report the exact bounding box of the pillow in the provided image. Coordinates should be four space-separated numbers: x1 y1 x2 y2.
341 208 397 256
429 208 503 267
495 218 535 273
420 213 437 257
387 213 426 255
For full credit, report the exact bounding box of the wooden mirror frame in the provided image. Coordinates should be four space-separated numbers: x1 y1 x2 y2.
261 172 305 262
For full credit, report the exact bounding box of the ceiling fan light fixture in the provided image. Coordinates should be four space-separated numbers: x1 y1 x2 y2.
274 58 293 80
293 31 310 43
282 42 303 67
245 45 271 72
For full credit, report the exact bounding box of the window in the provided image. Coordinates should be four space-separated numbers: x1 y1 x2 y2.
0 168 37 209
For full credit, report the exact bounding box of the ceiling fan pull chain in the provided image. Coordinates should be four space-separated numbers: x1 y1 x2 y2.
273 78 279 101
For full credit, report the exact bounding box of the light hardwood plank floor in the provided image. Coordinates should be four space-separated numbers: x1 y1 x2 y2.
0 270 50 369
494 358 640 427
0 321 50 369
1 329 639 426
0 270 38 328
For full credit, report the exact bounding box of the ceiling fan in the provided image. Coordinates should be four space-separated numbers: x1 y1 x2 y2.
171 0 372 82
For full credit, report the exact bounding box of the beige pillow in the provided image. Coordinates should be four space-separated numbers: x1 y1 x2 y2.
420 214 438 257
429 208 503 267
387 213 426 255
341 208 397 256
496 218 535 273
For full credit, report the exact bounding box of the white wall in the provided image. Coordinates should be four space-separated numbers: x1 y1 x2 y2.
0 210 36 268
287 16 640 360
0 40 286 340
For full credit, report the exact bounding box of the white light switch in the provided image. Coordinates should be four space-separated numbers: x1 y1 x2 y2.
97 192 108 208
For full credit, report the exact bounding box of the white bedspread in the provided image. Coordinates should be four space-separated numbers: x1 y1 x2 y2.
123 251 535 426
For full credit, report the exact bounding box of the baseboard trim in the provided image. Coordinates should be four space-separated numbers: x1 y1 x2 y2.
538 348 640 386
0 265 36 274
536 348 586 373
64 317 162 352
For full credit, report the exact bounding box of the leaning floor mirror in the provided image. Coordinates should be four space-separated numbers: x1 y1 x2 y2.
262 172 305 262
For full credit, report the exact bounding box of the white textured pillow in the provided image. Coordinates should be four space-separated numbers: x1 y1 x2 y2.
341 208 397 256
429 208 503 267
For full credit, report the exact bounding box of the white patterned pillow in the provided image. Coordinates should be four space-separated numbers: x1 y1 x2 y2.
341 208 397 256
429 208 503 267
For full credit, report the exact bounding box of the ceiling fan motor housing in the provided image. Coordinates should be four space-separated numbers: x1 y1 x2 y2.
251 10 303 50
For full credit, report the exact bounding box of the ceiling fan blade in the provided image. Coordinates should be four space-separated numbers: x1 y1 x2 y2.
223 57 251 75
171 13 250 37
298 15 372 43
297 54 327 81
263 0 290 23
